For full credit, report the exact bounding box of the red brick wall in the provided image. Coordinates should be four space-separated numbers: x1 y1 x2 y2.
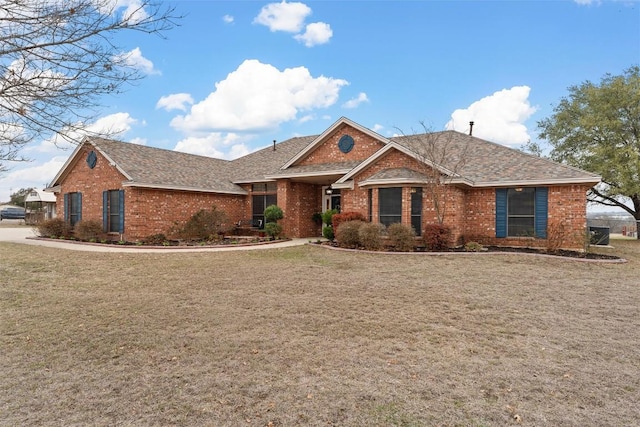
463 185 589 250
56 144 246 241
277 180 322 238
125 188 245 239
298 124 385 165
55 144 127 224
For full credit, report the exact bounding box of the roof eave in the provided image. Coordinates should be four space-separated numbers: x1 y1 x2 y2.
265 168 353 180
468 177 602 188
122 182 248 195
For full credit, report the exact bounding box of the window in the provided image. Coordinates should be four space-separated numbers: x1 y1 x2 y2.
496 187 548 238
63 192 82 227
379 187 402 227
368 189 373 222
507 188 535 236
411 187 422 236
252 183 277 229
103 190 124 233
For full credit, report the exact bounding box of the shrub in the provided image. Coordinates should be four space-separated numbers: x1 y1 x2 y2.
321 209 338 226
387 223 416 252
74 220 104 241
422 223 452 251
178 206 230 241
36 218 72 238
464 241 484 252
322 225 335 241
335 220 365 248
264 222 283 240
264 205 284 223
332 211 367 230
358 222 384 250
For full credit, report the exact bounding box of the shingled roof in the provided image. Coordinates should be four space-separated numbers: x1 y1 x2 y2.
49 119 600 194
229 136 316 183
390 131 601 186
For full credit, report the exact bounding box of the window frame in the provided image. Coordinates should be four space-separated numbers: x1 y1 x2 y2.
103 190 125 233
496 187 548 238
378 187 403 228
252 183 277 229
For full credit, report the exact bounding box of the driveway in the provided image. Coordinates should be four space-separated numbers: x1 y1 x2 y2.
0 224 309 253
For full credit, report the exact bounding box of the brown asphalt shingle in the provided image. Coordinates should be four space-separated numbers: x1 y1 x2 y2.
85 128 599 194
391 131 600 184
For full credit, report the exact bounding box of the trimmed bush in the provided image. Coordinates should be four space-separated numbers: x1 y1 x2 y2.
178 206 230 241
322 225 335 241
264 205 284 223
264 222 283 240
358 222 384 250
336 220 365 248
423 223 452 251
322 209 338 226
74 219 104 241
36 218 72 238
332 211 367 230
387 223 416 252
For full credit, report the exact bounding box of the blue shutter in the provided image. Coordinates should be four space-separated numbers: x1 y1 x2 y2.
63 193 69 223
77 193 82 222
103 191 108 232
118 190 125 233
535 187 548 238
495 189 507 238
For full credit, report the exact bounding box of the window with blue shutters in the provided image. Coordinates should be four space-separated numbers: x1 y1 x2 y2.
496 187 547 238
64 192 82 227
103 190 125 233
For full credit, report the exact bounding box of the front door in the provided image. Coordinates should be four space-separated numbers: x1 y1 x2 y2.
323 187 341 213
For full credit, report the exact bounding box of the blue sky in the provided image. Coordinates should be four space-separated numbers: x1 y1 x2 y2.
1 0 638 203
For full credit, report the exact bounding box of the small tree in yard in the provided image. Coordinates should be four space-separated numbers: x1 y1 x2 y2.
395 122 469 226
264 205 284 239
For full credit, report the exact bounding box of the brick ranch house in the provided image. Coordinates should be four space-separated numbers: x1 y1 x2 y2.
46 117 601 249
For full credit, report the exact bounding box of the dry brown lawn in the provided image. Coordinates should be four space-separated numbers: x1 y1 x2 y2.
1 237 639 426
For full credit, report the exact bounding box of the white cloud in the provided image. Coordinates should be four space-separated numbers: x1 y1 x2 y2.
156 93 194 112
170 59 348 133
445 86 537 146
294 22 332 47
254 1 311 33
129 137 147 146
342 92 369 109
573 0 600 5
173 133 250 160
223 14 234 24
98 0 149 24
114 47 159 75
372 124 384 133
0 155 68 201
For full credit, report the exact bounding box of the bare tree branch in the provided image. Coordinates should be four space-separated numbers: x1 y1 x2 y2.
0 0 181 171
395 122 469 225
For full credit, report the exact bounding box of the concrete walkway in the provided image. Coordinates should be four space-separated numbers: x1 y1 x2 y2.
0 224 310 253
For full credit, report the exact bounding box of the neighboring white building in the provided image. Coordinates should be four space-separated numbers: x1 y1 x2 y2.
25 188 57 223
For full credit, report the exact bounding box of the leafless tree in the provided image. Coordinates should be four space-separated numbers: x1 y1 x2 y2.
396 122 469 225
0 0 181 172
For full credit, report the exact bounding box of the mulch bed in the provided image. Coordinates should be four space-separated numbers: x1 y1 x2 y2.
317 241 622 261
